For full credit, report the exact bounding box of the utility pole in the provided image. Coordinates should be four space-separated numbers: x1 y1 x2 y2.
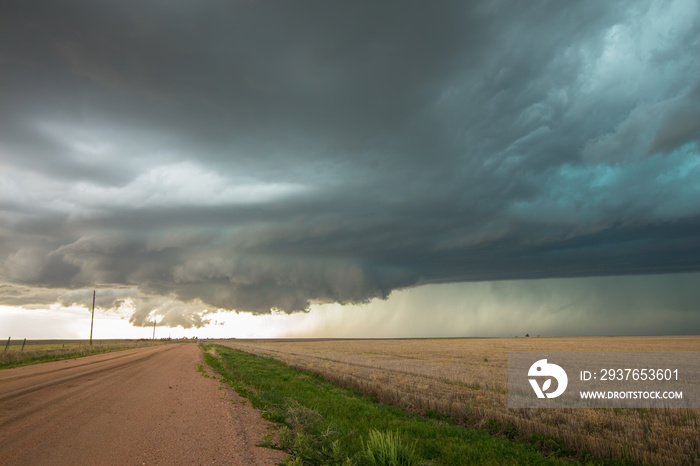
152 320 156 340
90 290 95 346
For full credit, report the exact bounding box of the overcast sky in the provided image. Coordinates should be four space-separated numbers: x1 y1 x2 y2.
1 0 699 338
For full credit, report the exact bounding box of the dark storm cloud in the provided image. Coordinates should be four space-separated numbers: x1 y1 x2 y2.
2 0 699 326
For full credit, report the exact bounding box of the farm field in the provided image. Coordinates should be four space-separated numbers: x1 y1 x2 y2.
217 336 700 465
0 338 168 369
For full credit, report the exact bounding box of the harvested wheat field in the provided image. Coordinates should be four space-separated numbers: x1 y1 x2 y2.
218 336 699 465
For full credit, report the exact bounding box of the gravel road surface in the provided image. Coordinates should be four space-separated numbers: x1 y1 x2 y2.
0 343 286 465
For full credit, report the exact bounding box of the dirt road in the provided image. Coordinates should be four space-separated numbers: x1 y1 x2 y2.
0 343 286 465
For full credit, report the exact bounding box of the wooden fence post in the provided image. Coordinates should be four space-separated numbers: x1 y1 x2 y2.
21 338 27 354
4 337 10 352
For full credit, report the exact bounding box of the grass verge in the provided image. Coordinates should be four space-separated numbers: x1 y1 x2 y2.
203 344 586 465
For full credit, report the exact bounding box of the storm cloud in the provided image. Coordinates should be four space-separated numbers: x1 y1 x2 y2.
1 0 699 328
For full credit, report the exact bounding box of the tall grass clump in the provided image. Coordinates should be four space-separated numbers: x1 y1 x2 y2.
361 430 418 466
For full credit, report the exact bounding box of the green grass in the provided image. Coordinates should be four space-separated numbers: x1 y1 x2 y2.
203 344 582 465
0 340 167 369
362 430 418 466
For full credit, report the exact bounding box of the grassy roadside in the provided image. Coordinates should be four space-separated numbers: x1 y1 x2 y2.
203 344 589 465
0 340 168 369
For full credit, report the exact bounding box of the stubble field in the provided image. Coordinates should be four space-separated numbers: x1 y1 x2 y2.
218 336 699 465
